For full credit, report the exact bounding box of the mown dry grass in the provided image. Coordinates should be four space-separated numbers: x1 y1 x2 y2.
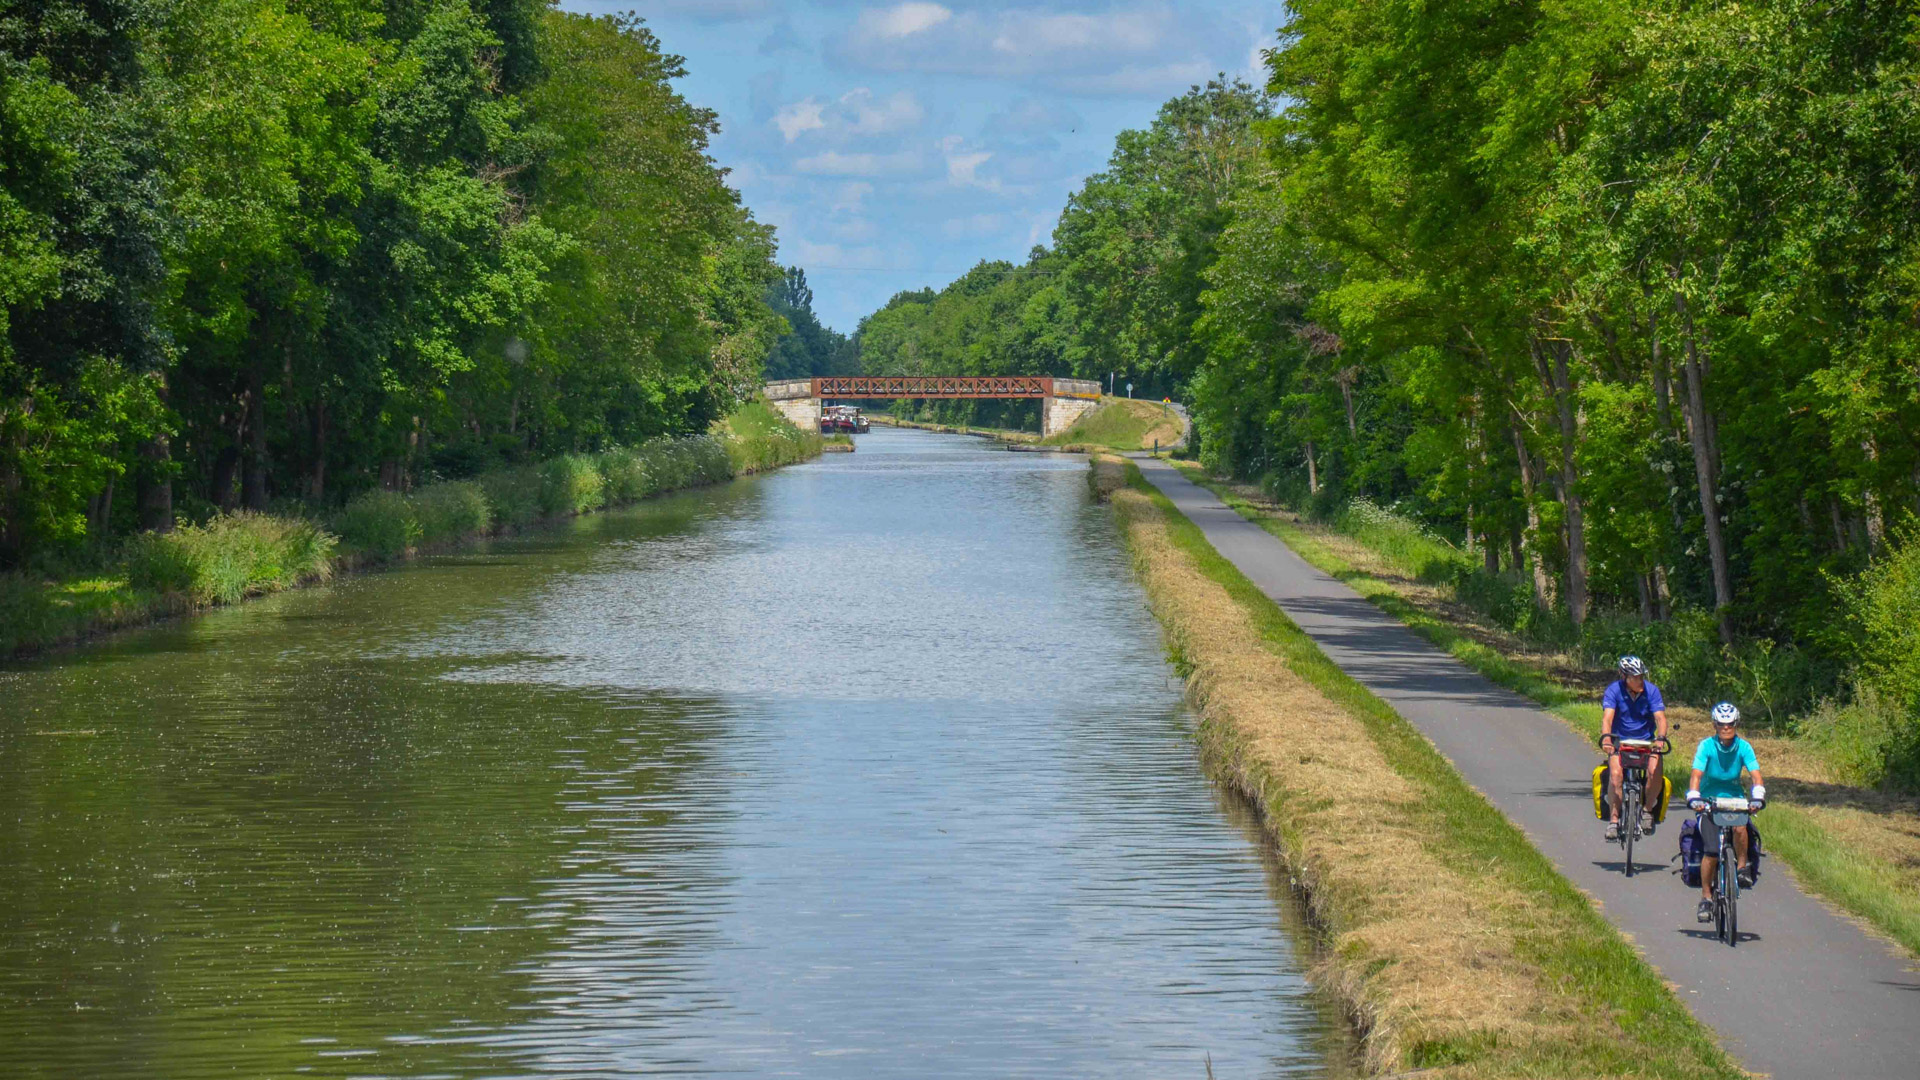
1175 465 1920 959
1095 455 1740 1078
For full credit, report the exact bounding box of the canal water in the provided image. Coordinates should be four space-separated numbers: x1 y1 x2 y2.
0 429 1352 1078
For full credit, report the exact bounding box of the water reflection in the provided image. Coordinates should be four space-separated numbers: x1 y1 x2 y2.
1 429 1352 1077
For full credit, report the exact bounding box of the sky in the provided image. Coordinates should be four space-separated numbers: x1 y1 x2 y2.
560 1 1284 332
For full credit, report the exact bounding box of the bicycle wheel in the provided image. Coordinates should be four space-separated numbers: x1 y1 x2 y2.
1728 841 1743 941
1623 789 1640 876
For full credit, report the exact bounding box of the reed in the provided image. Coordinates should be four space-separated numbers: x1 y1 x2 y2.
126 512 335 605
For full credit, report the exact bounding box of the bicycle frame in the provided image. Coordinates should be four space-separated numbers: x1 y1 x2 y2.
1602 737 1666 877
1702 799 1754 947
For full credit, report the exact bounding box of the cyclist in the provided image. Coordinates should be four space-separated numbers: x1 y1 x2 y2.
1600 656 1669 840
1687 702 1765 922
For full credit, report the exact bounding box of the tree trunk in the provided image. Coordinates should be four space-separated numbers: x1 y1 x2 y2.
88 477 115 540
136 433 173 533
1511 422 1554 610
1673 290 1734 643
1544 340 1590 627
1649 306 1676 436
1636 571 1653 624
309 397 328 501
1305 439 1319 494
1863 437 1885 552
242 365 268 510
212 444 240 512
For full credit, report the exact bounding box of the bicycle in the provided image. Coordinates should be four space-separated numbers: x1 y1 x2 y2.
1693 793 1763 947
1599 735 1668 877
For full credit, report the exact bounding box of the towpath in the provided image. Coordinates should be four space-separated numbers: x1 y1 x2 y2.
1132 456 1920 1079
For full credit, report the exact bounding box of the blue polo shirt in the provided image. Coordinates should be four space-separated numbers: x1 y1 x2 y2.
1602 679 1665 740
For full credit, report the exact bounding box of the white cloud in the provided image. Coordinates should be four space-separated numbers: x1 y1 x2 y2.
630 0 773 21
939 135 998 190
774 99 828 142
832 182 875 213
860 2 953 39
794 149 925 177
773 89 925 143
833 3 1230 96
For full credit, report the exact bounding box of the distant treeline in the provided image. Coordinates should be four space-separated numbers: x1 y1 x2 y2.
850 1 1920 761
0 1 793 570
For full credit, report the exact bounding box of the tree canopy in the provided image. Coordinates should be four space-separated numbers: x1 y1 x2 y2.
0 1 788 566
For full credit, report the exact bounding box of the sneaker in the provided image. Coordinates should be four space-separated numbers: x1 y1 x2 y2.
1738 866 1755 888
1697 900 1714 923
1642 811 1656 835
1605 821 1620 841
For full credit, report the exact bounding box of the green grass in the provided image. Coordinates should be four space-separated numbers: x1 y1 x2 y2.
716 400 824 473
1123 462 1742 1078
1177 463 1920 959
1041 398 1183 450
5 403 822 658
125 512 335 605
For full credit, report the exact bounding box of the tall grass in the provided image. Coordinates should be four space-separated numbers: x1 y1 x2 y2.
126 512 335 605
540 454 606 517
712 399 822 474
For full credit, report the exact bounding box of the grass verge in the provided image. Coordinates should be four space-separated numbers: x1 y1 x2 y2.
1095 454 1742 1078
1174 462 1920 960
3 403 821 659
1041 397 1185 450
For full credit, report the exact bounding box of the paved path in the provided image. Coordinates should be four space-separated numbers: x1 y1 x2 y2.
1133 457 1920 1079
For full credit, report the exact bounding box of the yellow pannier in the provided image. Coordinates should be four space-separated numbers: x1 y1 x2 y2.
1592 764 1672 823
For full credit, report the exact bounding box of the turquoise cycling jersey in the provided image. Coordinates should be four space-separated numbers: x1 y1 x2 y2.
1692 735 1759 800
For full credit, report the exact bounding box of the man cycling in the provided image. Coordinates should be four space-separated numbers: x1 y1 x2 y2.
1600 656 1669 840
1687 702 1766 922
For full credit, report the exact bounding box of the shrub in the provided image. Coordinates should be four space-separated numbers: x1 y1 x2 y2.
126 512 335 604
714 401 822 474
597 446 652 504
333 490 420 560
644 435 732 492
479 464 542 528
411 481 491 544
540 453 605 517
1843 523 1920 717
1797 685 1920 790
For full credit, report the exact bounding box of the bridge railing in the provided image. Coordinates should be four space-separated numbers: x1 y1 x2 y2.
814 376 1056 399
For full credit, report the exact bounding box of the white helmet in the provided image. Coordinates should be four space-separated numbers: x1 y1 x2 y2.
1618 655 1647 678
1711 702 1741 726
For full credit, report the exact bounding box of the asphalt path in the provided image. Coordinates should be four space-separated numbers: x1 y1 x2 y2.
1133 457 1920 1079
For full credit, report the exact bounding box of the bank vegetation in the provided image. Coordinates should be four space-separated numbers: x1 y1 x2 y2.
1094 455 1739 1078
1 403 819 656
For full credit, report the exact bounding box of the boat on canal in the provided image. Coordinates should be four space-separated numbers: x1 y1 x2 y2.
820 404 870 434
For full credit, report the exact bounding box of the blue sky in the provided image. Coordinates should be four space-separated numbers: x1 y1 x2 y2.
561 2 1283 331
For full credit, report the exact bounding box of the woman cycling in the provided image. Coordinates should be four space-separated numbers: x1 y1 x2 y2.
1686 702 1766 923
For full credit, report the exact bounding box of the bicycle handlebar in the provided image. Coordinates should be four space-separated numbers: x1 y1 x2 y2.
1598 735 1671 754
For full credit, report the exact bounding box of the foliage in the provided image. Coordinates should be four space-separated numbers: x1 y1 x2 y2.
764 267 857 379
714 399 823 474
126 511 335 604
1 3 787 568
411 480 491 543
538 453 604 517
334 490 421 559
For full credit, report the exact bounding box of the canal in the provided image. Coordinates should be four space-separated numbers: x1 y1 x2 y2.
0 429 1352 1078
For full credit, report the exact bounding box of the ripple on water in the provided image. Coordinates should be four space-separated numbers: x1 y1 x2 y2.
0 429 1354 1078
